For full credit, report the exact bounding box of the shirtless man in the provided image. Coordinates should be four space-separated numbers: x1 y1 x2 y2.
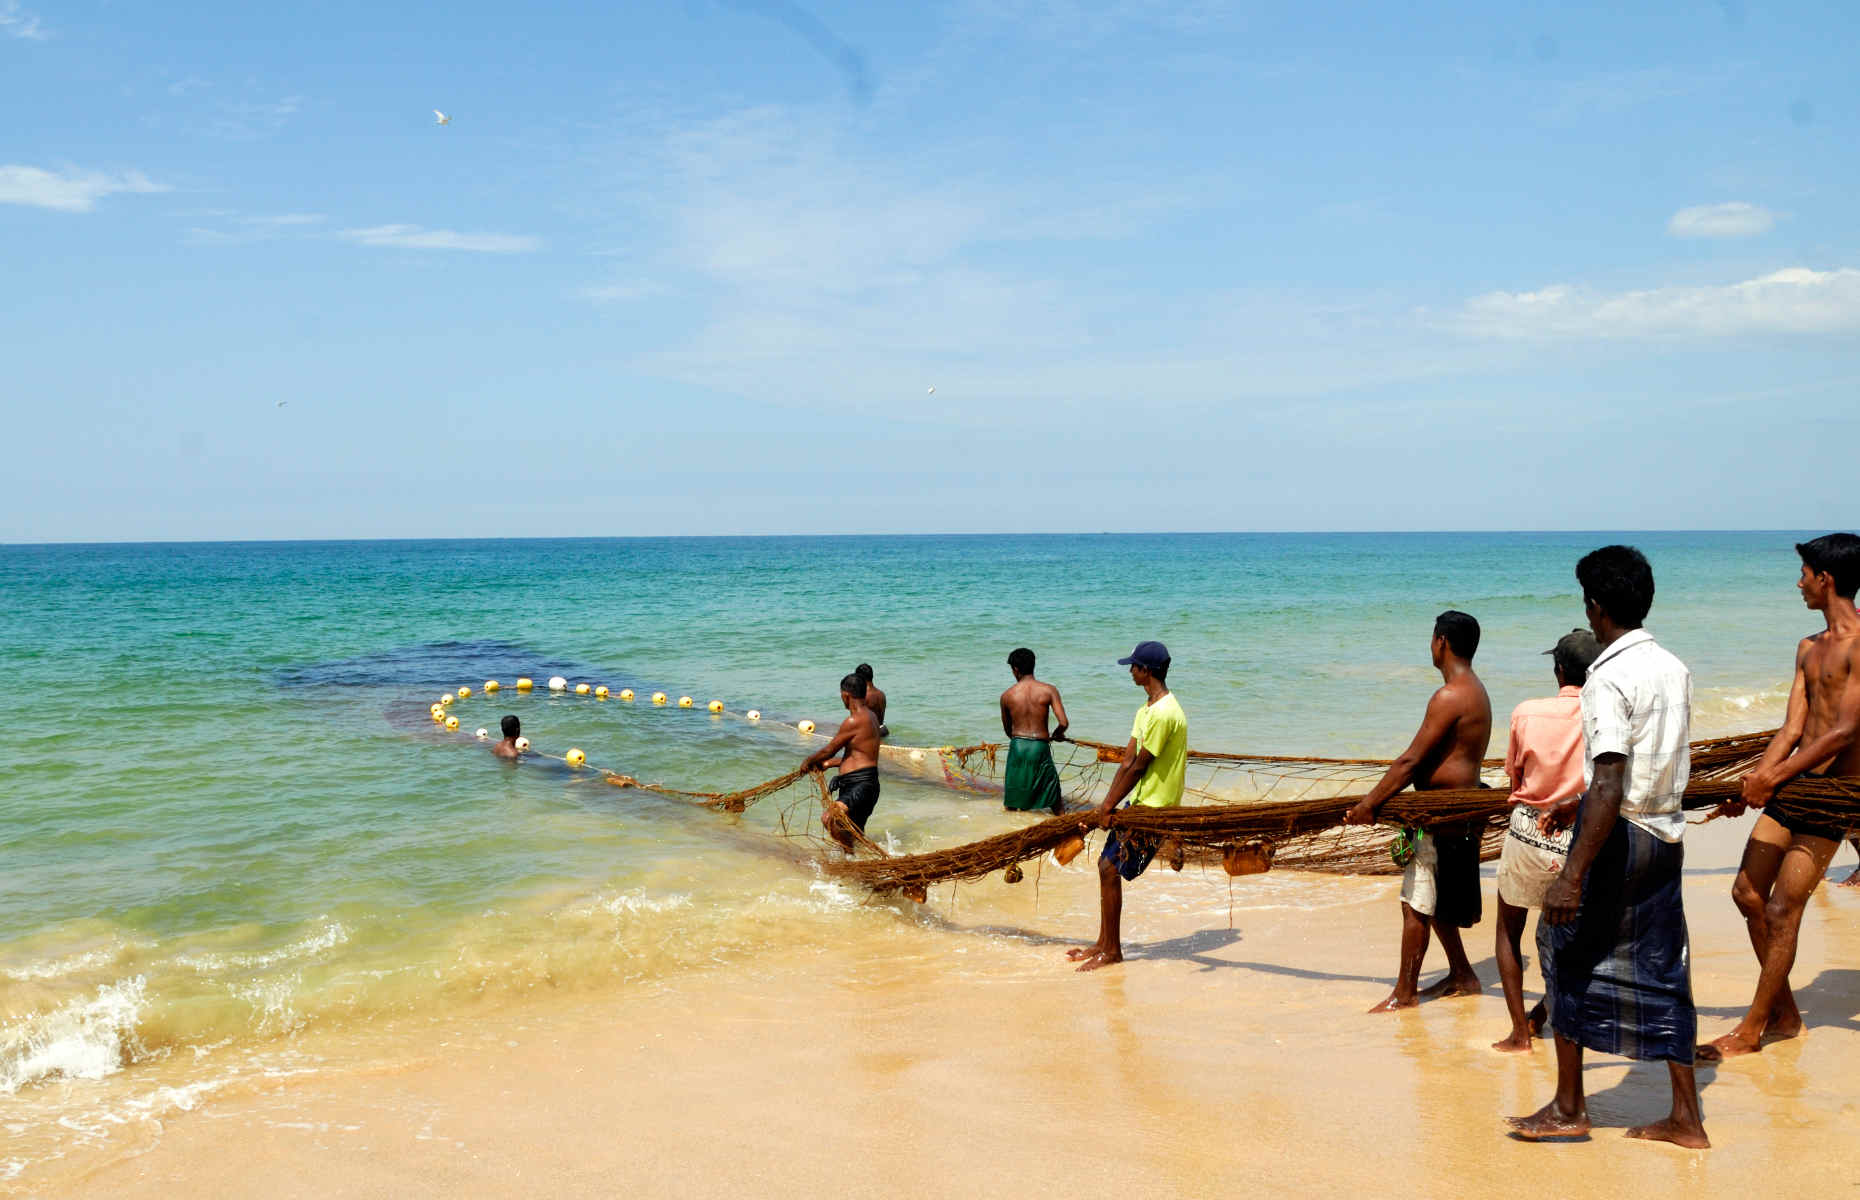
854 664 888 738
1699 532 1860 1061
491 714 523 760
803 672 883 850
1345 611 1493 1012
1000 648 1070 814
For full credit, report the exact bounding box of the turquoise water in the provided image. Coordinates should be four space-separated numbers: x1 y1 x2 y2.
0 532 1820 1166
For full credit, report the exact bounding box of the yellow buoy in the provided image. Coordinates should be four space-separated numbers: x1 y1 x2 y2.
594 686 609 699
430 702 445 716
514 736 531 752
678 696 694 709
651 692 668 705
457 685 471 698
746 710 761 721
516 677 534 691
619 689 635 701
440 693 455 706
565 748 586 767
484 680 500 693
575 683 590 695
798 720 816 735
431 708 447 723
445 715 460 730
707 700 724 714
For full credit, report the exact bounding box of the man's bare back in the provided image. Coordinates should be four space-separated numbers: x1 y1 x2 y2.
834 705 881 773
1001 676 1069 741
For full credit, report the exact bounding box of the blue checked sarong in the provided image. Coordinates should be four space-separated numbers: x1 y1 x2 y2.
1537 809 1696 1064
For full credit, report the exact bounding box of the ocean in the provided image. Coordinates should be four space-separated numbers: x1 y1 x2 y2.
0 532 1819 1178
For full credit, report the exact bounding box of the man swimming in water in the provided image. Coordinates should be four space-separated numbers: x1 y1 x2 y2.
855 663 888 738
1000 647 1069 814
1700 533 1860 1061
1344 610 1492 1011
491 714 523 760
803 672 883 851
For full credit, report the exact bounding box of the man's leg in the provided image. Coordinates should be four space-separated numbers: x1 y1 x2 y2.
1698 820 1789 1058
1369 902 1431 1012
1509 1033 1591 1139
1421 919 1482 998
1701 831 1840 1060
1492 899 1534 1051
1624 1061 1709 1149
1071 856 1126 971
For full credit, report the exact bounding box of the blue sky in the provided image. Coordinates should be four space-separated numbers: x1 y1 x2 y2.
4 0 1857 541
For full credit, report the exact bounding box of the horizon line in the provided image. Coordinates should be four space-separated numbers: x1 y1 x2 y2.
0 528 1827 550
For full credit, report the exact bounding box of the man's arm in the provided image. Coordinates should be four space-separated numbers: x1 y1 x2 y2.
1048 687 1070 742
802 718 858 772
1000 692 1015 740
1343 689 1460 824
1746 640 1860 805
1542 754 1626 925
1094 738 1154 814
1725 641 1812 812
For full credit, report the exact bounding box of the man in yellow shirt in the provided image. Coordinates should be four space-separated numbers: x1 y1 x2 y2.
1067 641 1188 972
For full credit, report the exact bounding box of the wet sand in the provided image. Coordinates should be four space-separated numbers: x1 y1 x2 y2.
32 818 1860 1198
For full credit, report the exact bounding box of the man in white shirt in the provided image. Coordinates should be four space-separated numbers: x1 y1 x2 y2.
1509 545 1707 1151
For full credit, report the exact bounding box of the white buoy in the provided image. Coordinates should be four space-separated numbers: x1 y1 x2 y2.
549 676 568 692
475 728 489 740
514 736 531 752
746 710 761 721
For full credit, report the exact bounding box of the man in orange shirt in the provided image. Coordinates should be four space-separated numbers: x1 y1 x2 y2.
1492 628 1599 1052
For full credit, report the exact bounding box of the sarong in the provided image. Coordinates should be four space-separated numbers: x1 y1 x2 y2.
1004 737 1063 813
1497 802 1573 909
1538 811 1695 1064
829 767 881 831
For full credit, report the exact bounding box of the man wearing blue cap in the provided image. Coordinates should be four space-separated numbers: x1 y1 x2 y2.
1067 640 1188 972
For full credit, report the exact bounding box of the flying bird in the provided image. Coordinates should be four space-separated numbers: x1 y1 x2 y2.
927 386 936 394
434 110 450 125
277 400 287 407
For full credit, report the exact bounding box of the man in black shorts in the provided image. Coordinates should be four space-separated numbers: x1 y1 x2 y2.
803 672 884 850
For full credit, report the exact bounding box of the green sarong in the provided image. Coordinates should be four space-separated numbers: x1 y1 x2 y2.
1004 737 1063 813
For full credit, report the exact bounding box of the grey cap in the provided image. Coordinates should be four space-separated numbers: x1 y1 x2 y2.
1544 628 1601 672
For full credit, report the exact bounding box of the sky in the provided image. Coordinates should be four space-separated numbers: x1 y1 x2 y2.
4 0 1858 541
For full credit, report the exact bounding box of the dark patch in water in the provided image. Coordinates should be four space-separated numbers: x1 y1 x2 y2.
275 640 634 692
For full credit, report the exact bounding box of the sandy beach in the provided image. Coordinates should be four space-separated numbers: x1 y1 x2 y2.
28 815 1858 1199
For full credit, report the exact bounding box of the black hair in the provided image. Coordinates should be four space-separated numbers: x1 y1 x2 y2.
1146 660 1169 683
840 672 867 699
1008 647 1035 675
1797 532 1860 599
1552 645 1591 687
854 663 874 682
501 714 520 737
1433 610 1481 660
1576 545 1654 628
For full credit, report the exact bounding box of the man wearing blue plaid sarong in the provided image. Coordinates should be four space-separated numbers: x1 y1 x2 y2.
1509 545 1708 1150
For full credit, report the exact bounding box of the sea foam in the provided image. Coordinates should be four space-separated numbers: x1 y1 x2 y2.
0 977 148 1094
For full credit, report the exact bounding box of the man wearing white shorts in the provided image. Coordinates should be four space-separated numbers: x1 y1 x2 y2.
1492 628 1598 1052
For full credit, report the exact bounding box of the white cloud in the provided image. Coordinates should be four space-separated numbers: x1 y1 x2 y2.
0 165 167 212
0 1 47 39
336 224 542 253
1667 201 1777 238
1453 267 1860 340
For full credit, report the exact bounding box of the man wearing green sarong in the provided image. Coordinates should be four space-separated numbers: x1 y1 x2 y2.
1000 647 1069 814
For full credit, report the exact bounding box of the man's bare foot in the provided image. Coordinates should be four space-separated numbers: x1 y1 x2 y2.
1764 1012 1804 1040
1695 1030 1762 1062
1065 944 1101 962
1368 992 1417 1013
1507 1101 1590 1140
1419 971 1482 999
1492 1029 1534 1053
1075 948 1122 972
1624 1118 1709 1149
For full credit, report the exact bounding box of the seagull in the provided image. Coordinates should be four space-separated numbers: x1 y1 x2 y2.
927 386 936 394
434 110 450 125
277 400 287 407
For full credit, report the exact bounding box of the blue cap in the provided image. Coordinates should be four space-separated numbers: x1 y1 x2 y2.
1117 640 1170 671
